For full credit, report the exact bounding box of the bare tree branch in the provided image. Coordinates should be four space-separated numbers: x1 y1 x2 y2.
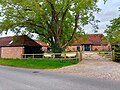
58 7 69 36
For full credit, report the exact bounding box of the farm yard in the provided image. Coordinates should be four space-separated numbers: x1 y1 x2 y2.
52 51 120 80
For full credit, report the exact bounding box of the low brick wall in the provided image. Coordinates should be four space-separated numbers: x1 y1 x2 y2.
66 46 83 51
1 47 24 59
66 45 110 51
92 46 109 51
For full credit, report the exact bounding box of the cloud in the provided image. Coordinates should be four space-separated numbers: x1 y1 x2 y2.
0 0 120 37
96 10 119 21
0 30 15 37
85 0 120 34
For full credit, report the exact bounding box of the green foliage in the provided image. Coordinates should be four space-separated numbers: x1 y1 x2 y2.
115 47 120 52
0 58 78 69
0 0 107 52
114 47 120 62
105 16 120 45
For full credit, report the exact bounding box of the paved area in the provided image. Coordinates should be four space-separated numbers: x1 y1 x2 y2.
0 65 120 90
53 52 120 81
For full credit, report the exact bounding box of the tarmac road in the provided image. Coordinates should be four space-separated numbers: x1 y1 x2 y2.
0 65 120 90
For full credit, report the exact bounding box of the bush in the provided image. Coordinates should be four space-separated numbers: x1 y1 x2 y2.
115 47 120 52
114 47 120 62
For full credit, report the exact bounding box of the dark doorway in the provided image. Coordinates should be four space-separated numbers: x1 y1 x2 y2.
24 46 43 54
84 45 90 51
24 46 43 58
77 46 80 51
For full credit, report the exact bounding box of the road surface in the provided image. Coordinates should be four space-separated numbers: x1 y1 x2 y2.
0 65 120 90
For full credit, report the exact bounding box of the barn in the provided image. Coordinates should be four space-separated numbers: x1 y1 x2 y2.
0 35 43 58
66 34 111 51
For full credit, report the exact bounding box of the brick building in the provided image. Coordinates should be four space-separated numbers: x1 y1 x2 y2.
66 34 111 51
0 35 42 58
35 40 49 52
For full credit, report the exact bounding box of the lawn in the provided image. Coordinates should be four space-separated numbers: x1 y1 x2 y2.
0 58 78 69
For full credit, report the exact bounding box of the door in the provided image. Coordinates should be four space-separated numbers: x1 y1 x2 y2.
84 45 90 51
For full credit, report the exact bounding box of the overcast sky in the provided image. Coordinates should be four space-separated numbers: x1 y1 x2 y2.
0 0 120 37
85 0 120 34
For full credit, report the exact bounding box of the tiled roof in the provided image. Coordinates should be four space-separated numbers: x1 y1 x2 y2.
73 34 108 45
35 40 49 47
0 36 12 46
0 35 41 47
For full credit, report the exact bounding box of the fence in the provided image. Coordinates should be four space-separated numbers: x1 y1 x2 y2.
99 51 112 60
22 52 82 61
112 50 120 62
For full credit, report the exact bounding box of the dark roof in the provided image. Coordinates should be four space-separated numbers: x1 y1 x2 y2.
35 40 49 47
0 36 12 47
0 35 41 47
73 34 108 45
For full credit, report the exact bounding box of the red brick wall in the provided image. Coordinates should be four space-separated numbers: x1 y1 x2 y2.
92 45 110 51
1 47 24 59
66 46 76 51
66 45 110 51
66 46 83 51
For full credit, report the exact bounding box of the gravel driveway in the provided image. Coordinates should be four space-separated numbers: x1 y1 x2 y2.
53 52 120 80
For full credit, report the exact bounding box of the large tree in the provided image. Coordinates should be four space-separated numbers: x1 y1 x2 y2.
105 16 120 45
0 0 106 52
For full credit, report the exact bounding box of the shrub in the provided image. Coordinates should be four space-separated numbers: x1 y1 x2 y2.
114 47 120 62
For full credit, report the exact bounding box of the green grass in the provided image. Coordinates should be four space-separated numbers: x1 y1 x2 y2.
0 58 78 69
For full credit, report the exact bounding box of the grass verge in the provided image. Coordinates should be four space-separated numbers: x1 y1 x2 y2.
0 58 78 69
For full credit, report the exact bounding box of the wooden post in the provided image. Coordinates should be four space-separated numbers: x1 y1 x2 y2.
78 51 82 62
77 52 80 62
80 51 82 61
110 51 112 60
42 52 45 58
64 53 66 60
112 50 115 61
76 52 77 60
33 54 34 58
53 53 55 59
24 54 26 59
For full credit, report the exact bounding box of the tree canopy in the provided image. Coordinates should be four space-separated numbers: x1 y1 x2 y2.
105 16 120 45
0 0 107 52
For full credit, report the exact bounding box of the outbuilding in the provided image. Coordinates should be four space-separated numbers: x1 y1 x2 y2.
0 35 42 58
66 34 111 51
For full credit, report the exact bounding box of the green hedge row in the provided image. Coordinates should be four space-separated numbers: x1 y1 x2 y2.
114 47 120 62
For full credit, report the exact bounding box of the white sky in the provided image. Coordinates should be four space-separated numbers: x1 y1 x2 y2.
0 0 120 38
85 0 120 34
